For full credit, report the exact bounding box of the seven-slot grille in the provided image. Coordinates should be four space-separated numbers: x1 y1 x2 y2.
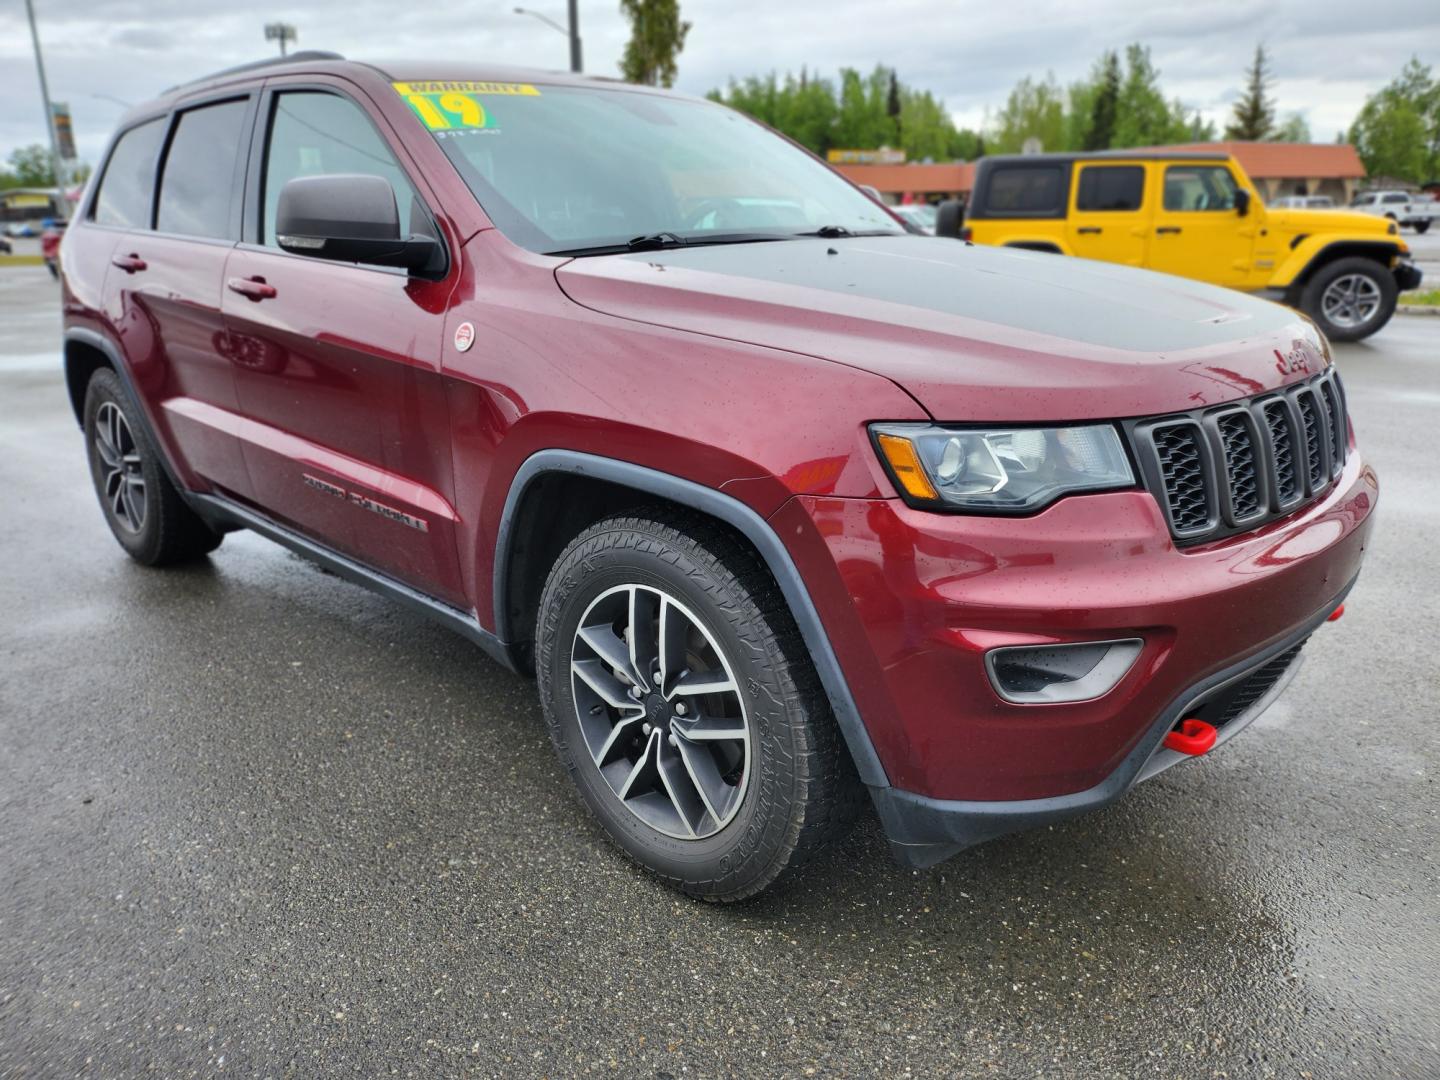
1128 369 1348 544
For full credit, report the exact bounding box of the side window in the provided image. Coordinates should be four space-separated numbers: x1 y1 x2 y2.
1163 165 1240 212
263 92 422 249
156 99 250 239
92 118 166 229
1075 165 1144 211
987 166 1065 216
1383 193 1408 204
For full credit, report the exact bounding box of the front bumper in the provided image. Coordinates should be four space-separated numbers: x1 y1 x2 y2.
1395 260 1423 292
774 447 1377 862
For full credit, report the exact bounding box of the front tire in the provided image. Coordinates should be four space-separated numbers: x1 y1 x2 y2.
1299 256 1397 342
84 368 223 566
1414 220 1431 234
535 511 861 901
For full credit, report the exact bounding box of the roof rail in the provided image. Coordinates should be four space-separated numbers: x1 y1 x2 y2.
163 50 345 94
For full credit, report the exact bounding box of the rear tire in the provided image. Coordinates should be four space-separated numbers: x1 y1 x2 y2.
83 368 223 566
1415 221 1431 234
1298 256 1397 343
535 510 861 902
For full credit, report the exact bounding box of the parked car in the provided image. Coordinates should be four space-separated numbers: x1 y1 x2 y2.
958 151 1422 341
890 203 938 234
1349 189 1438 233
4 221 38 238
1271 195 1335 209
61 54 1375 901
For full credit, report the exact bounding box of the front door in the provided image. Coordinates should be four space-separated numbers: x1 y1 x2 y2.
1066 162 1149 266
222 85 466 607
1147 163 1256 288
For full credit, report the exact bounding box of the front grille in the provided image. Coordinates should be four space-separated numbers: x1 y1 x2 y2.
1191 641 1306 729
1128 369 1348 544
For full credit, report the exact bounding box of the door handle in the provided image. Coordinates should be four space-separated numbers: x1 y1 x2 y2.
111 253 147 273
1156 227 1183 235
227 276 277 301
1077 227 1103 235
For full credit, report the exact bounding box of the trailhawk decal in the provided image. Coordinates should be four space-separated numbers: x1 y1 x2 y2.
392 81 539 132
302 473 429 533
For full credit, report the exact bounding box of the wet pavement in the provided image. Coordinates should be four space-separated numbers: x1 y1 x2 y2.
1 266 1437 1077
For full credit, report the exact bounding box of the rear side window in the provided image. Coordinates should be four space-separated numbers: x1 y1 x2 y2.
262 92 422 248
987 166 1065 215
1075 166 1144 211
1383 193 1408 204
156 99 249 239
93 119 166 229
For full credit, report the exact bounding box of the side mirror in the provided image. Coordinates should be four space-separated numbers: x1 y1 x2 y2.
935 198 965 239
1235 188 1252 217
859 184 884 203
276 173 440 273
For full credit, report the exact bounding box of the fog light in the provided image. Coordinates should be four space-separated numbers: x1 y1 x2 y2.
986 639 1143 704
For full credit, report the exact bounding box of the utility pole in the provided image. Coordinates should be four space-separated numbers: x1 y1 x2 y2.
568 0 582 74
23 0 65 195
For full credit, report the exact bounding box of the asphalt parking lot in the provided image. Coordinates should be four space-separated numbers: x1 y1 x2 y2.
1 266 1437 1078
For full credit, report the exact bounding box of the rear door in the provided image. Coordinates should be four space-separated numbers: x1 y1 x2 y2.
1147 162 1256 288
222 79 466 606
102 94 256 497
1066 162 1149 265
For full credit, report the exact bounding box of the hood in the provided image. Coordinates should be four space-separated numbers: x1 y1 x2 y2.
1264 206 1398 238
556 236 1329 422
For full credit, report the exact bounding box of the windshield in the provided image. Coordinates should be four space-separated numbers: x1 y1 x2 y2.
394 80 902 255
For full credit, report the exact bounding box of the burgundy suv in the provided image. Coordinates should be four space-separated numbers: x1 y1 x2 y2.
61 54 1376 900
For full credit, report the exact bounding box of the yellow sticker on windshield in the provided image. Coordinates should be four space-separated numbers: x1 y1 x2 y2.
393 81 538 131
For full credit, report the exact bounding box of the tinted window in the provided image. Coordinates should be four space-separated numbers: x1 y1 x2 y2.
93 118 166 229
263 92 422 249
1383 193 1408 204
1163 165 1240 212
987 166 1065 215
156 100 248 239
1076 166 1144 211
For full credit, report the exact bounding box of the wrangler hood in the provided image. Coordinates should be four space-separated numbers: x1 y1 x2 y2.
556 236 1332 422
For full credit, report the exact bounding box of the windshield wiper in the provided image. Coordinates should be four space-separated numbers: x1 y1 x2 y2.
626 232 687 251
545 232 799 258
795 225 905 239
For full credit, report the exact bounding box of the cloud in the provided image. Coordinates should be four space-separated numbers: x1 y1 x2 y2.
1 0 1435 165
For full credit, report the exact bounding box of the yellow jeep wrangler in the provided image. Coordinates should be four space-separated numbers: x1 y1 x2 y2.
957 151 1422 341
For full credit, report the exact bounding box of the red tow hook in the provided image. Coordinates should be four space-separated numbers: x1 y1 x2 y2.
1164 718 1218 756
1327 603 1345 622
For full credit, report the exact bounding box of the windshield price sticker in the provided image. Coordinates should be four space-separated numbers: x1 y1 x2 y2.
393 81 539 131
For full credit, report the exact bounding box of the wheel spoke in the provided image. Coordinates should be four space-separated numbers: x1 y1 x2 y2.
617 729 661 800
572 657 641 711
655 741 703 837
673 736 731 827
674 713 747 741
668 671 738 699
576 623 640 687
593 713 646 767
628 587 659 691
656 597 688 695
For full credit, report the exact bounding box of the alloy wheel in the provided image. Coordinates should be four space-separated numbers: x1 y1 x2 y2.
94 401 147 533
570 583 751 840
1320 273 1382 330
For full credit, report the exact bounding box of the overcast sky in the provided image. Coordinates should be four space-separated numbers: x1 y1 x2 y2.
2 0 1436 168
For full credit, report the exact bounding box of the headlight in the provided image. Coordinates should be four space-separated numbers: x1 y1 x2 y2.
871 423 1134 512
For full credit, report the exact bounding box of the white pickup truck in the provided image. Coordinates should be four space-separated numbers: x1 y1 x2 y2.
1350 190 1439 233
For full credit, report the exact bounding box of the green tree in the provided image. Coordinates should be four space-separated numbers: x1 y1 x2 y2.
1111 45 1192 147
1226 44 1276 140
1347 57 1440 183
1082 50 1122 150
991 73 1068 153
619 0 691 88
5 144 56 187
1274 112 1311 142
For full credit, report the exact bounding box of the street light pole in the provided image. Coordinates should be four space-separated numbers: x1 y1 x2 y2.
514 6 582 73
23 0 65 193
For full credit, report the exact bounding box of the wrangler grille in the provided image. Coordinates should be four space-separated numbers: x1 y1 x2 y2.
1128 369 1348 544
